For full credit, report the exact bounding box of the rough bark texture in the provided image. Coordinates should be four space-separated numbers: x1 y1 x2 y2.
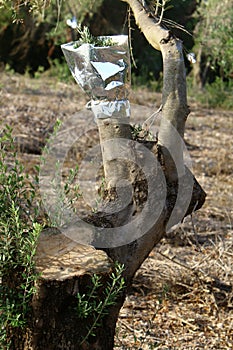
9 158 205 349
122 0 189 182
96 117 135 187
6 1 206 349
6 230 116 350
192 46 205 88
159 38 190 181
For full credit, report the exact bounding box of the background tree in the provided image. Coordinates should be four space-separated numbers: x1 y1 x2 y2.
192 0 233 87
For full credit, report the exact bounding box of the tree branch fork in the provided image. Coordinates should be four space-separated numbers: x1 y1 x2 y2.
14 1 207 348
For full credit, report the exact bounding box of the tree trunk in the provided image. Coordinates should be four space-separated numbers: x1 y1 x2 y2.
122 0 190 182
8 172 204 349
6 230 120 350
95 117 134 188
192 46 203 89
6 1 206 349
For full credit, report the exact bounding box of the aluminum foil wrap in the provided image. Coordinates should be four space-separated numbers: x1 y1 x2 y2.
86 100 130 119
61 35 131 103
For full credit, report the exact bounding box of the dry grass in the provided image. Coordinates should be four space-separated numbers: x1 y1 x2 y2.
0 73 232 349
115 104 233 349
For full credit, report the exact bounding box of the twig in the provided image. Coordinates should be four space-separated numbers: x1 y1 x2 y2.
190 212 202 251
157 250 194 271
162 18 192 36
128 7 137 68
119 319 136 332
158 0 165 24
142 104 162 130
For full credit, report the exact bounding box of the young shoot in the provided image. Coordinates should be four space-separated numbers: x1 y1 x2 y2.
73 24 115 48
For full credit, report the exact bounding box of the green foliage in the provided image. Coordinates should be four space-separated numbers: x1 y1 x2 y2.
0 2 12 26
0 125 42 347
44 59 74 82
0 123 83 346
31 59 74 83
68 0 103 24
0 0 104 61
45 160 81 227
0 0 103 24
73 24 115 48
40 119 82 227
194 0 233 79
77 262 125 344
189 77 233 110
131 124 155 142
0 0 47 23
0 0 196 85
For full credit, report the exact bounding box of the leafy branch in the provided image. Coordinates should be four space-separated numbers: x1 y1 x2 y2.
40 119 82 227
0 125 42 347
76 262 125 345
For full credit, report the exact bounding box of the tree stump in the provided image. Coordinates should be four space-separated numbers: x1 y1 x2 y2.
8 229 114 350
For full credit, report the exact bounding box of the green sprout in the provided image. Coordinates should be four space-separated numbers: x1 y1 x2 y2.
73 24 115 48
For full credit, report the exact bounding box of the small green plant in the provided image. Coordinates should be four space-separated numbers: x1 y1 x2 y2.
188 76 233 110
40 119 82 227
42 59 74 83
48 161 81 226
203 78 233 110
91 176 106 213
0 125 42 347
73 24 115 48
76 262 125 344
131 123 156 141
0 122 84 346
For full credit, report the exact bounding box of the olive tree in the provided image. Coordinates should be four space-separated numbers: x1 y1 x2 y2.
2 1 206 349
193 0 233 87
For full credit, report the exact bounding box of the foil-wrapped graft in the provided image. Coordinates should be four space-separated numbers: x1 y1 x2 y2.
86 100 130 119
61 35 130 101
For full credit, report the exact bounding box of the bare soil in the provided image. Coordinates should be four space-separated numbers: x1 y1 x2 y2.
0 72 232 349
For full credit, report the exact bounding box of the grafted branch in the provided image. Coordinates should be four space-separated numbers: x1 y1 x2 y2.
122 0 189 181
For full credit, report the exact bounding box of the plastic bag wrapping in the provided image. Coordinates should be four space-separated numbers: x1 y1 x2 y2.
86 99 130 119
61 35 131 102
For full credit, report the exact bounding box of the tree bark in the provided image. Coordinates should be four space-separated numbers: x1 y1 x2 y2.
95 117 135 188
6 230 117 350
6 1 206 349
122 0 190 182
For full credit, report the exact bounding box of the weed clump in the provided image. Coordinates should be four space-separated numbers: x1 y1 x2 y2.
0 125 42 347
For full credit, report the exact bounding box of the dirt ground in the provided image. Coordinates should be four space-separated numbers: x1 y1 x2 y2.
0 72 232 349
